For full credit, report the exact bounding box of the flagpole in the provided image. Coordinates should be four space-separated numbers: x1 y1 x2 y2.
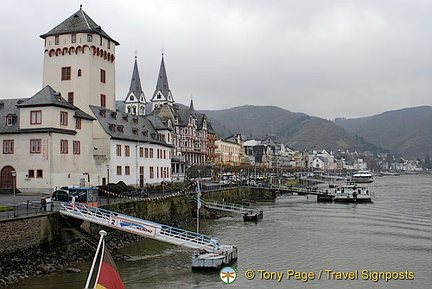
197 179 200 235
84 230 107 289
93 237 106 289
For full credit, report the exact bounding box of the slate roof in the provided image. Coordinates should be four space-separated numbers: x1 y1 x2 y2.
175 107 191 127
152 54 172 100
18 85 75 109
1 85 97 134
207 121 216 135
17 85 95 120
90 105 172 147
127 56 145 101
115 100 125 112
0 99 25 133
40 7 120 45
196 113 206 130
145 115 172 131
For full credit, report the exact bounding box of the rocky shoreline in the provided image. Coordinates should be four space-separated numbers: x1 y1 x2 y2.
0 229 142 287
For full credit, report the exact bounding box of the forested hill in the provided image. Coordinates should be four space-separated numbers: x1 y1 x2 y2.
334 106 432 159
201 105 380 153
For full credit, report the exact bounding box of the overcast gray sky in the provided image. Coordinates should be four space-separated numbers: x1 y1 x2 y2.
1 0 431 119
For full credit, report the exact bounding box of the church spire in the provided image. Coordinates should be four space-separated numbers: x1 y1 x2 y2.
128 56 144 99
124 56 146 115
151 53 174 109
189 97 196 116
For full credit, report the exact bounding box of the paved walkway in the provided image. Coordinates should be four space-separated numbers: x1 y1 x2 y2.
0 194 126 220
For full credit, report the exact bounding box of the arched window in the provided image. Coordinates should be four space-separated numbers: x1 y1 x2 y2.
77 69 82 77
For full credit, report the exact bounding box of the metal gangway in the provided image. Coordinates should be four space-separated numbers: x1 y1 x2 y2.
59 202 222 253
202 200 253 214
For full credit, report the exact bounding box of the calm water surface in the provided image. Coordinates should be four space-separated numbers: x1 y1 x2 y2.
10 174 432 288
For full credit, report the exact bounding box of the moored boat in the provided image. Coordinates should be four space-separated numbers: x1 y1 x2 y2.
352 171 374 183
333 185 373 203
192 245 238 270
243 210 263 221
317 192 334 202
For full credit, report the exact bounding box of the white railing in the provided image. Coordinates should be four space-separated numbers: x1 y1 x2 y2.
203 200 252 214
59 202 221 252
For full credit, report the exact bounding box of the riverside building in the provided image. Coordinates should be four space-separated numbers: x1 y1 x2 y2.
0 7 174 193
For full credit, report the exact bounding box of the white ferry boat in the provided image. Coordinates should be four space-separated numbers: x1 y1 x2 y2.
333 185 373 203
352 171 374 183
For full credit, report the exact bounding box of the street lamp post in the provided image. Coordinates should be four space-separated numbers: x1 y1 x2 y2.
11 171 16 217
106 165 110 204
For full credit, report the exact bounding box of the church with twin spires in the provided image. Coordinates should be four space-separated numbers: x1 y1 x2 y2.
0 7 215 193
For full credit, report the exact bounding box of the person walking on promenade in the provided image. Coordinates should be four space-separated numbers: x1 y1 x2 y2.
40 197 46 212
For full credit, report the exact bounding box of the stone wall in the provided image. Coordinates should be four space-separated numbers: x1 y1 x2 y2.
0 213 62 255
99 187 275 226
204 187 276 203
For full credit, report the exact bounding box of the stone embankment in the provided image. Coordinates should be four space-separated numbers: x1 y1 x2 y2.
0 187 274 287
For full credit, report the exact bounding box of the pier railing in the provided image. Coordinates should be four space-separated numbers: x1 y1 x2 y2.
59 202 221 252
202 200 253 214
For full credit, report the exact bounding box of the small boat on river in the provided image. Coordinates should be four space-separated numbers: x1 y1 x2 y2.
333 185 373 203
192 245 238 270
317 192 334 202
352 171 374 183
243 210 263 221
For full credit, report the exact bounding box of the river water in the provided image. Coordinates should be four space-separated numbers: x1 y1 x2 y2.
9 174 432 289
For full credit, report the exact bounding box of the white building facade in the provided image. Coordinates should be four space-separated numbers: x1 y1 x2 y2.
0 7 173 193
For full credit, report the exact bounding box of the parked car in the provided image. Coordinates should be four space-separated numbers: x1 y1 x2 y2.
51 190 69 202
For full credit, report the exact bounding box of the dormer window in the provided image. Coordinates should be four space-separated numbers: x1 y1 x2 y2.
117 125 124 133
109 124 116 132
99 109 106 118
142 130 148 137
123 114 128 122
6 115 15 126
111 112 117 119
132 128 139 135
133 117 138 124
